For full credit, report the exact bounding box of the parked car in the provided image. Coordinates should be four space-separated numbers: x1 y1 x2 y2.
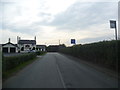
28 50 36 53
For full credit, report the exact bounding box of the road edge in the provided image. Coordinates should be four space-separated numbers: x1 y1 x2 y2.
59 53 119 79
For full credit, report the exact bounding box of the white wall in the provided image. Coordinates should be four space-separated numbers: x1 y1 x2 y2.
19 44 36 52
2 44 17 53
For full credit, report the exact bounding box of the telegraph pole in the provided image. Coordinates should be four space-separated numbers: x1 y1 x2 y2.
59 39 60 45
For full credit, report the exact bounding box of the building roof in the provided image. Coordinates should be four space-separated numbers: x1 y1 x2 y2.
2 42 18 47
18 40 36 44
48 45 59 47
36 45 46 48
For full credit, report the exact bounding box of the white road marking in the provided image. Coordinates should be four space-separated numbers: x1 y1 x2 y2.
54 56 66 88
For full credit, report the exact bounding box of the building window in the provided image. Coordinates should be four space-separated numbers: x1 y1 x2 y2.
32 47 35 50
21 47 24 51
36 48 38 50
25 45 30 47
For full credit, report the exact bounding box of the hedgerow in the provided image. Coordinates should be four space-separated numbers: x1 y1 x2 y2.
36 51 47 55
59 40 119 71
2 53 37 72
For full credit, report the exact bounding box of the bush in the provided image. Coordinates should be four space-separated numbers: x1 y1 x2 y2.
2 53 37 72
59 40 119 71
36 51 46 55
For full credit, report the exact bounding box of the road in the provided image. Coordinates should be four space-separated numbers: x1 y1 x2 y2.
3 52 118 88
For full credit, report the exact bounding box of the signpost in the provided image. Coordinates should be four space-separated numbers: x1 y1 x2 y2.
110 20 118 77
71 39 76 44
110 20 117 40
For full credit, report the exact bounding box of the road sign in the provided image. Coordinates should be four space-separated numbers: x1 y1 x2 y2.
110 20 117 40
71 39 76 44
110 20 116 28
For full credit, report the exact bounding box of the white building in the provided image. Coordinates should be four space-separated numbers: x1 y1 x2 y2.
36 45 46 51
1 37 48 53
2 38 18 53
18 37 36 52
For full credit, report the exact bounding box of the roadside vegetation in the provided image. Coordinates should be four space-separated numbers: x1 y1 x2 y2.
59 40 120 72
36 51 47 55
2 53 37 80
2 51 47 81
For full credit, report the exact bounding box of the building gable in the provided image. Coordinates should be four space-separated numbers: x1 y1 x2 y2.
2 42 17 47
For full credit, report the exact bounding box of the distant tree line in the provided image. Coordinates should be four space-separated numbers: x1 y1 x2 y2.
47 44 66 52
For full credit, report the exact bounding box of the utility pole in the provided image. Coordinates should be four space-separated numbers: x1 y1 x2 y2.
59 39 60 45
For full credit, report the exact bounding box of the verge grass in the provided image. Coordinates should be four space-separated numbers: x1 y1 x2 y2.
2 57 38 82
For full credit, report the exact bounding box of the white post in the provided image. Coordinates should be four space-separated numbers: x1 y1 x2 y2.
8 47 10 53
115 27 117 40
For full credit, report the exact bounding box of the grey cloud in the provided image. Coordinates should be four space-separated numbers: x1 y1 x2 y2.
2 21 40 35
39 12 51 16
1 1 118 35
78 36 113 44
48 2 117 30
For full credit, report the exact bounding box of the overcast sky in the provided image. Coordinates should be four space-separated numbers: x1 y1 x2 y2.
0 0 119 46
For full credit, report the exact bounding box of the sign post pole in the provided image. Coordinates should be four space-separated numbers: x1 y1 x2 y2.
110 20 117 40
71 39 76 56
110 20 118 78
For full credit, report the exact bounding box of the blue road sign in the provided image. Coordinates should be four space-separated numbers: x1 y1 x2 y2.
71 39 76 44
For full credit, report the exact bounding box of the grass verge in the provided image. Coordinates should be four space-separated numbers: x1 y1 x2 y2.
2 57 38 82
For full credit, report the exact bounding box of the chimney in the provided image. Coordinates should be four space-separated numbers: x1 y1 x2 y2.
17 36 19 44
17 36 18 44
35 36 36 41
8 38 11 43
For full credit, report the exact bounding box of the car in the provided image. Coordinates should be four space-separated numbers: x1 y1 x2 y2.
27 50 36 53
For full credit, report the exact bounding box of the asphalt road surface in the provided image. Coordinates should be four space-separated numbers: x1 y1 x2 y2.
3 52 118 88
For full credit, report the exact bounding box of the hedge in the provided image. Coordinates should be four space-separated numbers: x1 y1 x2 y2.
36 51 47 55
59 40 119 71
2 53 37 72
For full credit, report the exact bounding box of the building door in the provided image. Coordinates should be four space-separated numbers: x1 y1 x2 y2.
3 47 8 53
10 47 16 53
